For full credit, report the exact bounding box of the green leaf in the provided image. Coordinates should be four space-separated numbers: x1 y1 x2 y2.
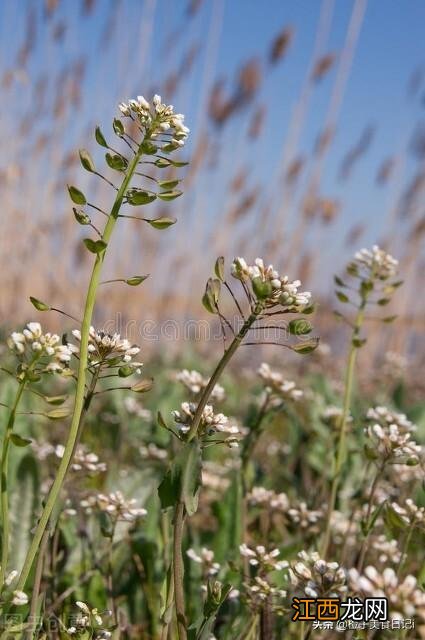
126 189 156 206
30 296 50 312
83 238 107 254
113 118 125 137
382 315 397 323
73 208 90 225
118 365 134 378
125 275 149 286
68 185 86 205
95 125 108 147
158 440 202 515
10 433 32 447
336 291 349 303
252 277 272 299
105 152 128 172
44 394 68 405
384 503 406 531
302 303 316 314
158 179 180 190
157 190 182 201
10 455 39 574
360 280 374 295
364 444 378 460
79 149 95 173
131 378 154 393
291 339 319 354
334 275 346 287
45 408 71 420
147 217 177 229
214 256 225 281
141 141 158 155
288 319 312 336
352 337 367 348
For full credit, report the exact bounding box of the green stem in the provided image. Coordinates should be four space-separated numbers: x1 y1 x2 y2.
356 467 382 572
187 312 258 442
397 521 415 577
321 302 366 559
17 139 146 592
173 501 187 640
0 372 32 587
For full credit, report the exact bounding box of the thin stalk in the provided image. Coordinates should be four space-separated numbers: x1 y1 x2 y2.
0 367 34 587
187 312 258 442
25 528 49 640
107 519 118 625
397 521 415 577
173 501 187 640
356 466 382 571
321 302 366 558
17 138 146 591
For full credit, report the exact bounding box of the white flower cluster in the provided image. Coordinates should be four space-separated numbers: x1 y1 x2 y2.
353 245 399 280
349 566 425 621
55 445 107 474
367 406 415 433
231 257 311 309
391 499 425 526
247 486 289 512
118 94 189 148
123 396 152 421
365 411 421 465
258 363 303 402
287 502 323 532
172 402 240 446
321 406 353 428
176 369 225 402
69 328 142 370
239 544 288 571
290 551 347 598
8 322 72 373
244 576 287 605
81 491 147 522
67 601 111 638
370 535 401 565
186 547 220 576
139 442 168 461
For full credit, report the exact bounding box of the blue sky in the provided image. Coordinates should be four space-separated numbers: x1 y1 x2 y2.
1 0 424 295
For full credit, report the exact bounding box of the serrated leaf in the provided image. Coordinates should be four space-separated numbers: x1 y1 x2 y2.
288 319 312 336
10 433 32 447
157 190 182 201
68 185 86 205
336 291 349 303
126 189 156 206
79 149 95 173
125 275 149 286
131 378 154 393
83 238 107 254
30 296 50 312
158 440 202 515
214 256 225 281
113 118 125 137
105 152 127 172
95 125 108 147
45 408 71 420
147 217 176 229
